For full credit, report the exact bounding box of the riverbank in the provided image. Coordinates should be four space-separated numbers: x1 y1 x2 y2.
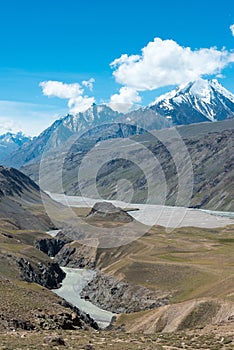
52 267 115 329
48 192 234 229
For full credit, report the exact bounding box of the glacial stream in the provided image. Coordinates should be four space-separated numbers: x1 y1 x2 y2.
47 231 115 329
46 194 234 329
52 267 114 329
48 193 234 228
53 267 114 328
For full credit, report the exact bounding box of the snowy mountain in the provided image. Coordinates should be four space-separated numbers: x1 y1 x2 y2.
150 78 234 125
3 104 123 168
0 132 31 162
3 79 234 170
0 131 30 146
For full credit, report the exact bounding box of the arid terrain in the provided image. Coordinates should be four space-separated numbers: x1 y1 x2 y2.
0 164 233 349
1 2 234 348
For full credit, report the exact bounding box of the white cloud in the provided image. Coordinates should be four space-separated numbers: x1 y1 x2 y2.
40 80 95 113
82 78 95 91
0 116 21 135
216 73 225 79
40 81 83 99
0 100 66 136
109 87 141 112
110 37 234 91
68 95 95 114
230 24 234 36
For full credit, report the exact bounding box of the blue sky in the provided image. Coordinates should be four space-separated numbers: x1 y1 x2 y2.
0 0 234 135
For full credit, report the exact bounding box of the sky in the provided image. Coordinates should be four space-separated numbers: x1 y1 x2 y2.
0 0 234 136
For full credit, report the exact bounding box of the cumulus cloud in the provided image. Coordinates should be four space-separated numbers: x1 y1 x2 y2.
110 37 234 91
68 95 95 114
40 81 83 99
109 87 141 112
0 100 66 136
40 80 95 113
230 24 234 36
82 78 95 91
0 116 20 134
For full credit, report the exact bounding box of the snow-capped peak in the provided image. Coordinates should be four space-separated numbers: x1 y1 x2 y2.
0 132 31 162
208 79 234 104
0 131 31 145
153 78 234 105
150 78 234 124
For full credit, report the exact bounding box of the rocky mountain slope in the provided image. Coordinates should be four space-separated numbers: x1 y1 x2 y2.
20 122 145 192
2 79 234 170
0 132 31 162
91 120 234 211
115 298 234 335
2 105 123 169
0 107 172 169
25 119 234 211
0 228 98 331
0 166 99 332
150 78 234 125
39 214 234 334
0 165 63 230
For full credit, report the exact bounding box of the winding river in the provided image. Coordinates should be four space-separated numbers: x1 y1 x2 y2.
47 231 114 329
52 267 114 329
47 195 233 329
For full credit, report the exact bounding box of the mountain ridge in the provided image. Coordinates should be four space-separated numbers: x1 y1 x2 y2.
1 105 123 168
0 132 31 162
150 78 234 125
1 78 234 170
0 165 62 230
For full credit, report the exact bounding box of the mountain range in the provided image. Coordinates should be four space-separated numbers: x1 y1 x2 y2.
0 78 234 211
23 118 233 211
0 75 234 344
0 132 31 162
2 78 234 170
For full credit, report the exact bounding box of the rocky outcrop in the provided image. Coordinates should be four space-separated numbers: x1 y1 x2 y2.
58 299 99 330
34 238 67 257
55 230 74 243
0 297 98 332
1 318 35 331
1 312 83 332
54 243 96 269
17 258 65 289
33 309 91 330
86 202 133 223
80 272 169 314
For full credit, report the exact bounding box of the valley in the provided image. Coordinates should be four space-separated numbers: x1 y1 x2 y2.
15 118 233 213
0 78 233 349
49 192 234 228
0 185 234 348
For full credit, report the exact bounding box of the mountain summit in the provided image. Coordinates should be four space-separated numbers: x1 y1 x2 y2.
3 104 122 168
2 79 234 169
150 78 234 125
0 132 31 162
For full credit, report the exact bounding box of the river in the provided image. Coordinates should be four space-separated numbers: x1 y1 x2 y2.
46 230 115 329
48 193 234 228
47 194 234 328
52 267 114 329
